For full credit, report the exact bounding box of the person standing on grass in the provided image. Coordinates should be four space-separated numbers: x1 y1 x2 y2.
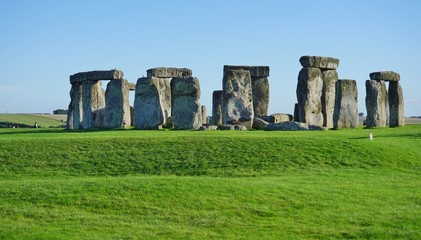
34 122 38 128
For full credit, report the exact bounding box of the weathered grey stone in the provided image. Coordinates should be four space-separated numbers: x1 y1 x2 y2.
70 70 124 83
66 83 83 129
309 125 328 131
82 81 105 129
147 67 192 78
264 122 309 131
201 105 207 124
223 65 270 77
322 70 338 128
252 77 269 116
171 77 202 130
388 82 405 127
293 103 299 122
296 67 324 126
271 113 293 123
163 116 174 129
198 125 218 131
365 80 389 128
234 125 247 130
333 80 359 129
217 125 235 130
299 56 339 70
212 90 223 125
222 70 254 129
134 77 171 130
104 79 131 129
369 71 400 82
128 83 136 91
252 117 269 130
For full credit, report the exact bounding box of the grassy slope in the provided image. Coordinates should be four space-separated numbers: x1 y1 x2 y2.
0 126 420 239
0 114 65 128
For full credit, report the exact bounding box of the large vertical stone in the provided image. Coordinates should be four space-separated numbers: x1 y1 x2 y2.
104 79 131 129
252 77 269 116
201 105 207 124
171 76 202 130
222 70 254 129
212 90 223 125
388 82 405 127
82 81 105 129
293 103 299 122
322 70 338 128
134 77 171 130
365 80 388 128
66 83 83 129
333 80 358 129
296 67 323 126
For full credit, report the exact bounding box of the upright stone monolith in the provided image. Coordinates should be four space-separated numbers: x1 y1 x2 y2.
66 83 83 129
134 77 171 129
365 80 388 128
333 80 358 129
222 69 254 129
212 90 223 125
296 67 324 126
322 70 338 128
388 81 405 127
82 81 105 129
171 76 202 130
104 79 131 128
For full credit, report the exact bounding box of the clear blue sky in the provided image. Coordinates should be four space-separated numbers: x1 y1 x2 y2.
1 0 420 116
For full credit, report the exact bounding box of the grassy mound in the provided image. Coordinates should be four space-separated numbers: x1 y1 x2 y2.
0 126 420 239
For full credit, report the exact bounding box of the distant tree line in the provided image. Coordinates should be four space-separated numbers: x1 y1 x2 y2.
53 109 68 115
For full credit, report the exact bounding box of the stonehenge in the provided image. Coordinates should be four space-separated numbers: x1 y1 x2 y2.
365 71 404 127
65 59 405 131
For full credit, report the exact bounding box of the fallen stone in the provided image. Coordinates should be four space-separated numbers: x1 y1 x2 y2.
309 125 328 131
217 125 235 130
322 70 338 128
296 67 324 126
365 80 389 128
171 76 202 130
134 77 171 130
223 65 270 77
264 121 309 131
388 82 405 127
222 70 254 129
252 117 269 130
333 80 359 129
212 90 223 125
198 125 218 131
104 79 131 129
299 56 339 70
369 71 400 82
147 67 192 78
70 70 124 83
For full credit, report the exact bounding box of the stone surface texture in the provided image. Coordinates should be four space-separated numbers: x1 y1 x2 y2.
134 77 171 130
82 81 106 129
264 122 309 131
333 80 359 129
66 83 83 129
171 76 202 130
365 80 389 128
223 65 270 77
147 67 192 78
322 70 338 128
252 77 269 116
212 90 223 125
388 81 405 127
201 105 207 124
252 117 269 130
369 71 400 82
296 67 324 126
104 79 131 128
299 56 339 70
70 70 124 83
222 70 254 129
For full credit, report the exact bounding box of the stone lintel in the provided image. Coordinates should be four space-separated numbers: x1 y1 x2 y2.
70 70 124 83
369 71 400 82
127 83 136 91
223 65 270 77
147 67 192 78
299 56 340 70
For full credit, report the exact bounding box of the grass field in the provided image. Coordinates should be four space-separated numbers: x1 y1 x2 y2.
0 114 65 128
0 126 420 239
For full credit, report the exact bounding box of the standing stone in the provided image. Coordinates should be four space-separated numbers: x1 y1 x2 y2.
201 105 207 124
222 70 254 129
252 77 269 116
365 80 388 128
293 103 299 122
82 81 105 129
171 76 202 130
212 90 223 125
104 79 131 129
388 82 405 127
322 70 338 128
66 83 83 129
134 77 171 130
333 80 359 129
296 67 324 126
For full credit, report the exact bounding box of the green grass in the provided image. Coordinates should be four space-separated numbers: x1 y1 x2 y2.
0 126 420 239
0 113 65 128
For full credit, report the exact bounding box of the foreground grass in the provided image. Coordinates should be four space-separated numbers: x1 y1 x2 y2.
0 126 420 239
